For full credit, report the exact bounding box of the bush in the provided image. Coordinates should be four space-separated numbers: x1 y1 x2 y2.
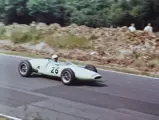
0 23 91 49
10 31 31 43
9 28 42 43
45 33 91 49
0 27 6 39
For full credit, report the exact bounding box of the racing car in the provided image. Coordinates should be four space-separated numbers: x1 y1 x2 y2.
18 58 102 85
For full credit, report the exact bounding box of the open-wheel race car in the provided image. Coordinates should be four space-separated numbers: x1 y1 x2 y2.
18 58 102 85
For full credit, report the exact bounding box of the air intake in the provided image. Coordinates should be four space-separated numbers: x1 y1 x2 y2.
95 76 102 79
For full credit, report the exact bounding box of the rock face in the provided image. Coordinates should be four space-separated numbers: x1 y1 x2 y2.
0 41 55 55
0 23 159 73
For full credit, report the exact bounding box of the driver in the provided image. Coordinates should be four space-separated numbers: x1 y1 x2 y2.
51 54 58 62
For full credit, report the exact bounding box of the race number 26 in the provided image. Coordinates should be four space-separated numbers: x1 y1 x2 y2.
51 67 59 74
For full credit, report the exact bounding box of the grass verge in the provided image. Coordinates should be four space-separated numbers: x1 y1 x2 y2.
0 50 159 78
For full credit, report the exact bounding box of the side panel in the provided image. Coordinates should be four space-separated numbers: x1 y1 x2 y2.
44 61 65 77
71 67 102 80
29 59 49 73
29 59 102 80
29 59 72 77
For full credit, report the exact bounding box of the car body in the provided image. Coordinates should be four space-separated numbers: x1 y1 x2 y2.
18 58 102 85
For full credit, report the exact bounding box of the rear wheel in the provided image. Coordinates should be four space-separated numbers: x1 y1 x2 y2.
61 68 76 85
18 60 32 77
85 64 98 73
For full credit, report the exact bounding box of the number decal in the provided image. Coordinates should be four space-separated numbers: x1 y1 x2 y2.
51 67 59 74
51 67 55 73
55 68 59 74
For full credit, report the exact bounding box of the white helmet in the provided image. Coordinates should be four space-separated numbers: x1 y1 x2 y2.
51 54 58 59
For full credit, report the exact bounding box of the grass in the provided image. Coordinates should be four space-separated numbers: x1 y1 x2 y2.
9 28 43 44
45 33 91 49
1 24 91 49
0 50 159 78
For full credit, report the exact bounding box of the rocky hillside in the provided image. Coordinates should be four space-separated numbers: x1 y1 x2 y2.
0 22 159 76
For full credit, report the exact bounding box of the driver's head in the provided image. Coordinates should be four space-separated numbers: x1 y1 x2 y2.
51 54 58 62
131 23 135 27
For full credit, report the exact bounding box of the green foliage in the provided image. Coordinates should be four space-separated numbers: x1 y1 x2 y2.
0 0 30 24
57 34 90 49
45 33 91 49
10 30 31 43
10 27 42 43
26 0 72 25
0 0 158 28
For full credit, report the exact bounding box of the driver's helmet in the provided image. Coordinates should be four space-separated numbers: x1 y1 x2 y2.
51 54 58 62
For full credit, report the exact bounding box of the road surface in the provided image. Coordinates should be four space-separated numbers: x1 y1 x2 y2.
0 54 159 120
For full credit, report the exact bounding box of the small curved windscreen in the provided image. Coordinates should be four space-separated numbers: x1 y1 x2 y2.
64 61 74 65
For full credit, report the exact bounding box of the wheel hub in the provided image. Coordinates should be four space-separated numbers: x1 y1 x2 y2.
62 71 71 83
19 63 27 74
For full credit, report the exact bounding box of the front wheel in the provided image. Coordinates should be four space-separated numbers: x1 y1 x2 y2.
85 64 98 73
61 68 76 85
18 60 32 77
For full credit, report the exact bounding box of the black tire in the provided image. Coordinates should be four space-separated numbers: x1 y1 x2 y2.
85 64 98 73
18 60 32 77
61 68 76 85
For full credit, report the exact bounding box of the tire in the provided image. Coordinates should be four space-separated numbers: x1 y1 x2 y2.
18 60 32 77
85 64 98 73
61 68 76 85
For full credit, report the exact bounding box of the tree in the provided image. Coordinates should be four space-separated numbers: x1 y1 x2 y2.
26 0 71 25
0 0 31 24
139 0 159 20
0 0 158 28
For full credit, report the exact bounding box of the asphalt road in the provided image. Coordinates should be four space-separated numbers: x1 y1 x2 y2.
0 54 159 120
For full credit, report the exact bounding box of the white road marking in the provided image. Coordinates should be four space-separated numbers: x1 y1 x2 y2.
0 113 22 120
0 53 159 80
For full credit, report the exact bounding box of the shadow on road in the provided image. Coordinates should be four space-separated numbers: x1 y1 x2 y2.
73 81 108 87
29 73 107 87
